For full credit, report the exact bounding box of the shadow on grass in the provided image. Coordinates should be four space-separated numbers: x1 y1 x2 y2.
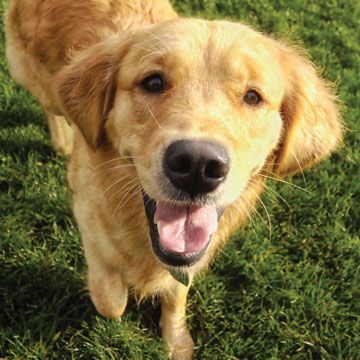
126 297 162 334
0 261 91 334
212 237 252 292
0 138 54 160
0 257 163 356
0 101 45 130
0 260 93 357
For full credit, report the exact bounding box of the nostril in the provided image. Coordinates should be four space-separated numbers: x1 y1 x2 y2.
204 160 229 179
168 154 192 174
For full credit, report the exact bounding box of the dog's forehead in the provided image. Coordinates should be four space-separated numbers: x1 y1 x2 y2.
120 19 283 93
139 20 280 71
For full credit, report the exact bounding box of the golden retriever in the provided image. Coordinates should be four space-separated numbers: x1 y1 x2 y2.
5 0 342 358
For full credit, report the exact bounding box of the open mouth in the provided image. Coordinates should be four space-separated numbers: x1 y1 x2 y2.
143 193 223 267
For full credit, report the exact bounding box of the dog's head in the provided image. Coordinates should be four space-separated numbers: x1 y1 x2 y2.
57 19 342 268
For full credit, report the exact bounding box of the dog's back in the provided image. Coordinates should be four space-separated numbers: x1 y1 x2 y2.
6 0 177 74
5 0 177 153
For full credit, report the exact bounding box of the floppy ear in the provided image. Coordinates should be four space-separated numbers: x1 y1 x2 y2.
273 45 343 176
57 40 129 149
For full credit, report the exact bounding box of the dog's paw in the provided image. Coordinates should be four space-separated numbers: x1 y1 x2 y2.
164 329 195 360
88 276 128 319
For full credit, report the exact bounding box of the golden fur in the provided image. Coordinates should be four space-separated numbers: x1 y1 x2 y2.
5 1 342 358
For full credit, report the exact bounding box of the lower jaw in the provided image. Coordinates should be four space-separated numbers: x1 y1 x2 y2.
151 230 211 267
142 192 222 268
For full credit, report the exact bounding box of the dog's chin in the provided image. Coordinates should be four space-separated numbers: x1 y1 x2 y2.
142 192 224 267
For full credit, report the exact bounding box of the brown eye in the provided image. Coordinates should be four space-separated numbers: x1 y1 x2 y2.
142 74 164 93
243 90 262 105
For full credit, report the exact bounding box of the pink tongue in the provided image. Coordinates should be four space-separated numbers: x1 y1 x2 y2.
154 201 218 254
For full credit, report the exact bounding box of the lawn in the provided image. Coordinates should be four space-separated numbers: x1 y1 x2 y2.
0 0 359 359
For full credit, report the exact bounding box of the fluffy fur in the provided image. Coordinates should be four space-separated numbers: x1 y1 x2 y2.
5 1 342 359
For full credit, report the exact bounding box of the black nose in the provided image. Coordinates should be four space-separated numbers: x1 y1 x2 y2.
163 139 230 197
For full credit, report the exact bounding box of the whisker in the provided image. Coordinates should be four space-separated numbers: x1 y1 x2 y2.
290 149 307 187
141 39 164 52
134 40 167 63
107 177 139 204
114 181 140 209
248 177 281 208
140 50 165 63
133 43 163 55
258 173 313 195
102 174 132 197
91 156 143 171
146 104 162 129
239 189 267 230
91 164 136 178
261 182 292 211
113 184 142 217
145 30 171 52
233 198 258 231
119 186 143 211
246 185 272 237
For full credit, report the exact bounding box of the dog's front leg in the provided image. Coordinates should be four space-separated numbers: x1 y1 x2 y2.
84 242 128 319
160 279 194 360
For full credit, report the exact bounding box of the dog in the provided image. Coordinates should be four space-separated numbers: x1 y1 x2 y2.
5 0 342 358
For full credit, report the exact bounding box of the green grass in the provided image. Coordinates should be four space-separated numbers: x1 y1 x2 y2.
1 0 359 358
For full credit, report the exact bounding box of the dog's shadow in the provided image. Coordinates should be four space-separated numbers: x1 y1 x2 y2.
0 256 165 355
0 260 92 335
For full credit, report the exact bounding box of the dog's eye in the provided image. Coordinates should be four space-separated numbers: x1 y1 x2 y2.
243 90 262 105
142 74 164 93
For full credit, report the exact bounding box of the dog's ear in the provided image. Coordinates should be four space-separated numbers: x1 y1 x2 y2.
273 45 343 176
57 40 129 149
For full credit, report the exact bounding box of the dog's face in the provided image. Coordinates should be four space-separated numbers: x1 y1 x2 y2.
58 19 342 268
